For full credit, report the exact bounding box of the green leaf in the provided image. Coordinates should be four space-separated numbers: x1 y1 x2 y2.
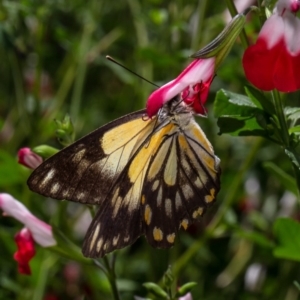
214 90 272 137
234 229 275 248
50 226 93 264
273 218 300 261
285 107 300 123
289 126 300 134
245 85 275 115
263 162 298 195
285 149 300 169
163 265 174 287
217 117 266 137
294 281 300 291
0 150 26 186
214 89 259 118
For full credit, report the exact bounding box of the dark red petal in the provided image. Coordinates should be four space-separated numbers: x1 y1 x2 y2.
13 229 36 275
243 39 281 91
182 76 213 115
17 147 43 169
273 44 300 92
243 36 300 93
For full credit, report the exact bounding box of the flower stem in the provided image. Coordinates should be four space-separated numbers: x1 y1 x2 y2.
172 138 262 277
272 90 300 197
224 0 249 48
103 255 121 300
272 90 289 146
191 0 208 51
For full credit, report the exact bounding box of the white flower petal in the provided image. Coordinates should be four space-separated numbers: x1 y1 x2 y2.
0 193 56 247
259 14 285 49
0 193 31 223
164 58 215 101
283 13 300 54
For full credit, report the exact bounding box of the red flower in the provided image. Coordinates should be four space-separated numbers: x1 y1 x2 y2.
14 228 36 275
243 0 300 92
0 193 56 275
146 58 215 117
18 147 43 169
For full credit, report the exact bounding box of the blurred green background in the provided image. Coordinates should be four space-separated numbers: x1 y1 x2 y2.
1 0 300 299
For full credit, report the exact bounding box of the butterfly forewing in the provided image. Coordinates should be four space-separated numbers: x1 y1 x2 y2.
28 110 155 205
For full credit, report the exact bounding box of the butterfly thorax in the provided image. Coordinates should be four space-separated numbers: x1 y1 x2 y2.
158 96 194 132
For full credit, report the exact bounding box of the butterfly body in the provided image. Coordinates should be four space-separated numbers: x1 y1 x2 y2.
28 97 220 257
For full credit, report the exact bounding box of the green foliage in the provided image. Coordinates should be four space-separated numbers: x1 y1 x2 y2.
273 219 300 261
1 0 300 300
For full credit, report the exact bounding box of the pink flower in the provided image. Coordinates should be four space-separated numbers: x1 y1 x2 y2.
0 193 56 275
243 0 300 92
18 147 43 169
146 58 215 117
179 292 193 300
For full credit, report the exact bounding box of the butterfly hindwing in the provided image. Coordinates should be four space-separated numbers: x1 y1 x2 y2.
82 174 144 257
141 117 220 249
82 121 183 256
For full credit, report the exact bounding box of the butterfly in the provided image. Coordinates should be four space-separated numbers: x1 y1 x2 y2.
27 96 221 258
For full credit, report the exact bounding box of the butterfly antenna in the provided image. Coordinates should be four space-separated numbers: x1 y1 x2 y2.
106 56 159 88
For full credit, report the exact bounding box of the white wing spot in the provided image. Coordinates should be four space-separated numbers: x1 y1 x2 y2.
90 224 101 251
182 184 194 199
72 148 86 163
152 180 160 191
50 182 60 194
157 186 163 206
113 235 120 246
164 142 177 186
175 192 182 209
77 192 86 201
103 242 110 251
41 169 55 187
194 177 202 188
112 196 123 218
96 238 104 253
165 198 172 217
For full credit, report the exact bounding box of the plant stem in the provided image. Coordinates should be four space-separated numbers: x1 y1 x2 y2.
224 0 249 49
191 0 208 51
272 90 289 146
272 91 300 197
103 255 121 300
292 165 300 198
172 138 263 277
